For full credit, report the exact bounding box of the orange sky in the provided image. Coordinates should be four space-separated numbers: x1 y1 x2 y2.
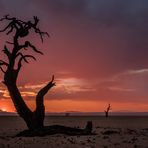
1 76 148 113
1 98 148 113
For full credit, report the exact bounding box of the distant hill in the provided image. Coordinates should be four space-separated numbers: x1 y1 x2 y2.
45 111 148 116
0 110 17 116
0 111 148 116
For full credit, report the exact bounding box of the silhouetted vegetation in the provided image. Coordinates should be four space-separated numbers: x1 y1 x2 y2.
0 15 93 136
104 104 111 117
65 112 70 117
0 15 54 130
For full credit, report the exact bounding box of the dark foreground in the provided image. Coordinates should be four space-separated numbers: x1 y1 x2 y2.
0 116 148 148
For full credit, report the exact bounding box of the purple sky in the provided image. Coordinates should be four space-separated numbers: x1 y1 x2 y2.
0 0 148 112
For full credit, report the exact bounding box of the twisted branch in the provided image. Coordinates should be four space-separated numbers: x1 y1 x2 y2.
31 16 49 42
0 67 5 73
36 75 55 108
0 14 14 21
0 15 49 42
17 54 36 72
2 45 11 60
0 60 8 73
0 60 8 66
0 15 22 35
37 75 55 97
19 41 43 55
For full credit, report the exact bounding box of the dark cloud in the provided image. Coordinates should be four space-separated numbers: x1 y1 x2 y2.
1 0 148 77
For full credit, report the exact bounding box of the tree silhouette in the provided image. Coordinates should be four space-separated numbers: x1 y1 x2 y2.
0 15 93 136
104 104 111 117
0 15 54 130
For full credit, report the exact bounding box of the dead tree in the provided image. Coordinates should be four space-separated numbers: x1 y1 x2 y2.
0 15 53 130
104 104 111 117
0 15 93 136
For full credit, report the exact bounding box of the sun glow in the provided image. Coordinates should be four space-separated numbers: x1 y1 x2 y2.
1 107 7 112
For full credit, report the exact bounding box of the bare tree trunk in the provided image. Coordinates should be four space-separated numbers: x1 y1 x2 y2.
34 76 55 128
105 111 108 117
0 15 53 130
5 78 54 130
5 82 34 129
4 68 55 130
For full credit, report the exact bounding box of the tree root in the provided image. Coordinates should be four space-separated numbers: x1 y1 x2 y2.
16 121 96 137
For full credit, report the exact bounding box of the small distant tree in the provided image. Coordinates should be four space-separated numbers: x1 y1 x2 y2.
104 104 111 117
65 112 70 117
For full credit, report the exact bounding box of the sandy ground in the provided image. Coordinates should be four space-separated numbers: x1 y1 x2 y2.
0 116 148 148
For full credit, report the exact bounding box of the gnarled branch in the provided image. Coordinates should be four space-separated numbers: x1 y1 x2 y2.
31 16 49 42
0 15 49 42
0 60 8 73
36 75 55 99
19 41 43 55
17 54 36 72
2 45 11 60
0 15 22 35
34 75 55 128
0 14 14 21
0 59 8 66
0 66 5 73
34 27 49 43
36 75 55 109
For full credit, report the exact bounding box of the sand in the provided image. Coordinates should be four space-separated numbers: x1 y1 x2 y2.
0 116 148 148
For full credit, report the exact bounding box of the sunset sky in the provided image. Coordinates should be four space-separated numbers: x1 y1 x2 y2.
1 0 148 112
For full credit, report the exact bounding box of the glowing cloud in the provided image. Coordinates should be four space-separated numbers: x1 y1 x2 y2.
56 77 96 94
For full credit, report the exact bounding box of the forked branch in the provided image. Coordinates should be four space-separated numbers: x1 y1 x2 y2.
0 66 5 73
0 15 49 42
0 60 8 66
31 16 49 42
3 45 11 60
17 54 36 72
36 75 55 99
0 60 8 73
0 15 23 35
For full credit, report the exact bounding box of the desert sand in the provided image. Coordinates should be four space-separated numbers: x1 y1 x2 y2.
0 116 148 148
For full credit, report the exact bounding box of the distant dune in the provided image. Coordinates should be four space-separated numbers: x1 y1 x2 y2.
45 111 148 116
1 111 148 116
0 111 17 116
